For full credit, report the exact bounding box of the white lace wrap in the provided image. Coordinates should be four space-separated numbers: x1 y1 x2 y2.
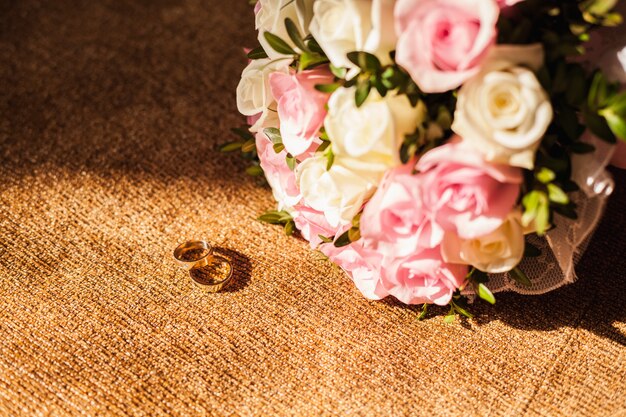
480 7 626 295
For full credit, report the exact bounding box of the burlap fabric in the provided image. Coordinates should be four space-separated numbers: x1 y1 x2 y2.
1 1 625 416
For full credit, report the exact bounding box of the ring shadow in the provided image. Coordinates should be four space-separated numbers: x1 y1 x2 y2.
212 246 252 293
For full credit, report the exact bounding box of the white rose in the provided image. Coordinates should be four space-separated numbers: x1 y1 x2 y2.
256 0 314 59
325 86 425 172
452 44 553 169
296 155 381 227
236 58 288 132
441 212 525 274
309 0 397 70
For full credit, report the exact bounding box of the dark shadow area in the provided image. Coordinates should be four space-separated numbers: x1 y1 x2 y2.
212 246 252 293
0 0 257 186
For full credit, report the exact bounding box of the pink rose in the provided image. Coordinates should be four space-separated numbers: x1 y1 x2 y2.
321 241 388 301
247 113 261 128
381 247 468 305
361 160 443 256
293 204 340 248
269 67 334 157
394 0 499 93
416 140 523 240
256 131 301 211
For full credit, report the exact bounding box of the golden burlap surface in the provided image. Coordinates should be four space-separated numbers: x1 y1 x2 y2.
1 1 625 416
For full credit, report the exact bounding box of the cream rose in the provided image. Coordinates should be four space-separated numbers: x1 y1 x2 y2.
325 86 425 172
236 58 289 132
256 0 314 59
296 155 381 227
452 44 553 169
441 211 525 273
309 0 397 69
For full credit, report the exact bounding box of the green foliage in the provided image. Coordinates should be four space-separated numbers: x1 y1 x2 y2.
284 18 309 53
476 283 496 305
220 127 261 178
264 127 283 145
510 267 533 287
466 268 496 305
247 46 268 60
263 31 296 55
416 303 429 321
257 210 297 236
443 293 475 323
332 214 362 248
522 191 550 235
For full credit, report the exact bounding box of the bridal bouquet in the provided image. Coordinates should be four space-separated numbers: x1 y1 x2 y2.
227 0 626 319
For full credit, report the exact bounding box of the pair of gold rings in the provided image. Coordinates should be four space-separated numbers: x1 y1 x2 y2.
173 240 234 292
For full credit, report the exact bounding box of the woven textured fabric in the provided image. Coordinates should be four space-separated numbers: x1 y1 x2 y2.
1 1 625 416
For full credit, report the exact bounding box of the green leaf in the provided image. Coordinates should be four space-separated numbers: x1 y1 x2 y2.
284 18 309 52
318 235 333 244
286 154 296 171
547 183 570 205
258 213 283 224
355 81 371 108
588 71 609 110
584 110 617 143
536 167 556 184
298 51 329 71
325 148 334 171
417 303 428 321
451 301 474 319
600 108 626 140
522 191 550 235
264 127 283 145
443 313 456 324
263 31 296 55
330 64 347 79
510 267 532 287
522 191 540 227
314 83 341 93
581 0 618 16
284 220 295 236
570 142 596 154
316 140 330 153
246 165 264 176
346 51 381 72
258 210 292 225
246 45 268 60
220 142 243 152
372 77 388 97
477 283 496 305
241 139 257 153
306 37 325 55
557 105 584 141
565 65 587 107
273 143 285 153
348 227 361 243
334 229 352 248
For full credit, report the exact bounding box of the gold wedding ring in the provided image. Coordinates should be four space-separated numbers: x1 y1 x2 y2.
173 240 214 270
189 256 234 292
173 240 234 292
